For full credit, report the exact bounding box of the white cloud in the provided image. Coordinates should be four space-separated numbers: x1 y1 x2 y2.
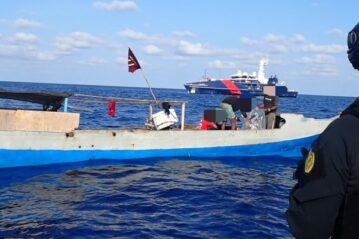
170 55 190 62
269 44 288 54
177 40 213 56
264 33 285 43
116 56 127 64
55 32 103 53
120 29 228 57
241 35 288 54
143 44 162 55
119 29 233 57
231 52 265 64
240 37 259 46
208 60 237 69
78 57 107 66
241 34 346 55
119 29 187 48
295 54 338 76
172 31 196 38
0 44 55 61
303 65 338 76
93 0 138 11
118 29 156 41
299 43 346 54
0 44 21 58
11 32 39 44
291 34 306 43
242 34 286 46
13 18 42 28
34 51 56 61
295 54 336 64
327 28 346 38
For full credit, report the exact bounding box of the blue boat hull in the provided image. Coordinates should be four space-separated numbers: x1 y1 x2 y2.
0 135 317 168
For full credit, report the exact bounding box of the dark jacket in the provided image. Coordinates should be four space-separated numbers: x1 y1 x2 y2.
222 96 241 112
263 95 279 108
263 95 279 114
286 97 359 239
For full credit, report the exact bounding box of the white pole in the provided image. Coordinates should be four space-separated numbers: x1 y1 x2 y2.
181 102 186 130
140 69 158 104
64 98 68 112
149 104 153 119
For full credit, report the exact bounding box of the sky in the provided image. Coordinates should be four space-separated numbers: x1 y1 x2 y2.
0 0 358 97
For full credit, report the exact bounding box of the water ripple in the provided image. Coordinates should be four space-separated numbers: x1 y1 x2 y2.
0 159 295 238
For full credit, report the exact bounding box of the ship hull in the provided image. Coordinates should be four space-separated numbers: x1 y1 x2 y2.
184 84 255 97
184 81 298 98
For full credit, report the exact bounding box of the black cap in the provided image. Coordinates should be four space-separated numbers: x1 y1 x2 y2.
348 23 359 70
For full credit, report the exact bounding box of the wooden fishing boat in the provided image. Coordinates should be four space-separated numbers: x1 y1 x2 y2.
0 90 333 168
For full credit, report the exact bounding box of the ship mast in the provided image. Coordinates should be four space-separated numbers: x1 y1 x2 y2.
257 58 269 84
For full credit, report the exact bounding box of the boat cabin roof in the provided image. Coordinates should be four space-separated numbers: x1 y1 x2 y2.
0 89 72 106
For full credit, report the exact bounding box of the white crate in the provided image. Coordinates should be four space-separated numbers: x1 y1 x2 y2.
152 109 178 130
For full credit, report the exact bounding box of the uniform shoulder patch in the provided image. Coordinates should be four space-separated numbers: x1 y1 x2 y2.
304 150 315 174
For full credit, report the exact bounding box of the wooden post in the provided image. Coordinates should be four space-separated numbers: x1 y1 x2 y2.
181 102 186 130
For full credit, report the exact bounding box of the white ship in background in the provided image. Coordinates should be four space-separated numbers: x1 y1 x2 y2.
184 58 298 98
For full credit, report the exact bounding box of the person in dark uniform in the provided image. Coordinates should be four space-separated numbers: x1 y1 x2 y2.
286 22 359 238
220 96 244 130
257 94 279 129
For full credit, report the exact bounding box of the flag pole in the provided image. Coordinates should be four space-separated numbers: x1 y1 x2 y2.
140 69 158 104
128 47 158 104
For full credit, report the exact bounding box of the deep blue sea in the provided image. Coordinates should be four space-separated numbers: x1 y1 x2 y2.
0 81 356 238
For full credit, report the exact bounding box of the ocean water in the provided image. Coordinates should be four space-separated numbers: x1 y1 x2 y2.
0 81 355 238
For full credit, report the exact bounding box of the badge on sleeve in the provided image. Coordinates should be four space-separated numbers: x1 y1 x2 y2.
304 150 315 174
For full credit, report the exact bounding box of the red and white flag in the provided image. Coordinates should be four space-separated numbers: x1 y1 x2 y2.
128 48 141 73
